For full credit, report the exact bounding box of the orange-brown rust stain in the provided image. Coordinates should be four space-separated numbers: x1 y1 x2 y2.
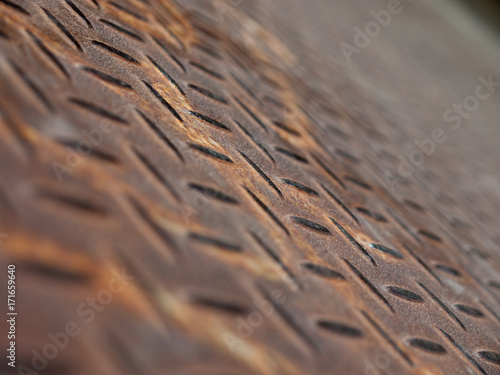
153 288 302 375
2 232 97 279
157 0 194 43
207 249 293 284
1 232 169 327
416 369 445 375
97 261 172 330
0 92 39 151
218 8 296 68
102 0 196 50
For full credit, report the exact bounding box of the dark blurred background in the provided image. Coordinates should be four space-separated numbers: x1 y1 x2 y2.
460 0 500 35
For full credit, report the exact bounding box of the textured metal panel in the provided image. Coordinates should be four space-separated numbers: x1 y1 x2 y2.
0 0 499 374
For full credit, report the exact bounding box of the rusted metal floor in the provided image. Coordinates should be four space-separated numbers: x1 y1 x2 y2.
1 0 500 374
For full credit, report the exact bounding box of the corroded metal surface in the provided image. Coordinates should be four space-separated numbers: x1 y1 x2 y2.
0 0 500 374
